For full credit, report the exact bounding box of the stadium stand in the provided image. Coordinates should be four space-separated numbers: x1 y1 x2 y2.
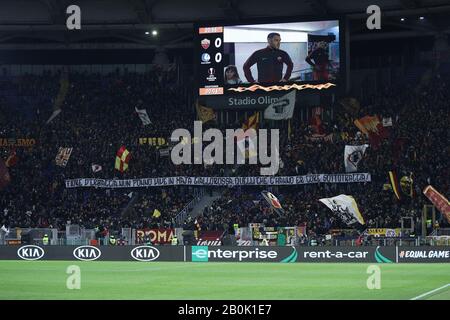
0 64 448 246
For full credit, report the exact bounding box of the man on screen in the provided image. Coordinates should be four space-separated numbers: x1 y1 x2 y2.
242 33 293 84
305 41 331 81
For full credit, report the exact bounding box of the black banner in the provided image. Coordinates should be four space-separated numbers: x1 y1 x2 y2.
188 246 397 263
189 245 298 263
1 245 448 263
397 247 450 263
298 246 396 263
201 91 289 110
1 245 184 262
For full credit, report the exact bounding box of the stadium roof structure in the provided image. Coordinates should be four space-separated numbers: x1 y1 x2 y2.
0 0 449 49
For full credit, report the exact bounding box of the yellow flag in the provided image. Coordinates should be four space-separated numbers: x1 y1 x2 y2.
152 209 161 218
400 173 414 197
196 101 216 123
242 112 259 130
383 183 392 191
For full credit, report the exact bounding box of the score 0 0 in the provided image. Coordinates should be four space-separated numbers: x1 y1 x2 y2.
214 37 222 63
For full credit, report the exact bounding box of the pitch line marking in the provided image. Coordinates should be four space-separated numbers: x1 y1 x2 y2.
410 283 450 300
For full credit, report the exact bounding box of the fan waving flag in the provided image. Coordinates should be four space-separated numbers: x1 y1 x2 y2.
261 191 285 215
236 131 258 160
423 185 450 223
115 146 131 172
1 224 9 235
354 115 388 149
135 107 152 126
152 209 161 218
242 112 259 131
236 112 260 161
319 195 365 225
344 144 369 172
264 90 296 120
55 147 73 167
91 164 102 173
46 109 62 124
400 173 414 198
196 101 216 123
388 171 402 200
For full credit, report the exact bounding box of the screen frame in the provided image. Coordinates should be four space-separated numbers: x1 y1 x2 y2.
194 15 346 97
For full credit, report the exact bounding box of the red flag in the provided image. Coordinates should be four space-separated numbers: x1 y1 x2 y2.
354 115 388 149
423 186 450 223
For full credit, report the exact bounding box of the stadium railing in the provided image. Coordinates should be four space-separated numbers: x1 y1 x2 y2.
64 224 96 245
1 227 449 247
426 235 450 246
174 188 205 227
333 236 419 247
121 227 133 245
1 228 58 245
433 228 450 236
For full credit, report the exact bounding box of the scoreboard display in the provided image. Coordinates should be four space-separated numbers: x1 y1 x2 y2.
196 19 341 96
198 27 225 96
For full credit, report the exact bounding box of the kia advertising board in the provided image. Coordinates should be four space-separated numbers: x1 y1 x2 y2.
16 245 45 261
73 245 102 261
0 245 184 262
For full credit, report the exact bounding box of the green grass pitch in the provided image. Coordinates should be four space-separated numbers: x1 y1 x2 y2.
0 261 448 300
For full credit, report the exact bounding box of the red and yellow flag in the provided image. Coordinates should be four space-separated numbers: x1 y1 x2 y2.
388 171 402 201
354 115 388 149
196 101 216 123
242 112 259 131
423 185 450 223
115 146 131 172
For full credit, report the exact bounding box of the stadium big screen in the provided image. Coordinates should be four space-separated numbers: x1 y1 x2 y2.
196 19 341 96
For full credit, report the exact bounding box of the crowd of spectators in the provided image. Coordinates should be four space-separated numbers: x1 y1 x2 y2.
0 67 195 231
0 66 448 238
196 73 449 236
